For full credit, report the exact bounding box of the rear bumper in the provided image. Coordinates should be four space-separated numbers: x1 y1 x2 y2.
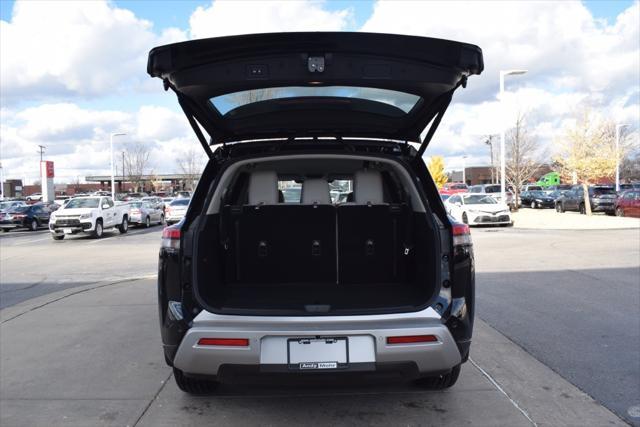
172 309 462 378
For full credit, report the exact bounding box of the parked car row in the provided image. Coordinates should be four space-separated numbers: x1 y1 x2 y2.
0 195 191 237
438 182 640 224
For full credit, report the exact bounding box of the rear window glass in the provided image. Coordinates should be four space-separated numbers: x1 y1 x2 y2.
211 86 421 115
330 179 353 204
278 181 301 204
591 187 615 195
170 199 190 206
484 185 501 193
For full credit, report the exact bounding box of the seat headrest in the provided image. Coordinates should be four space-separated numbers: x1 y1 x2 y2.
248 171 278 205
355 170 384 204
302 179 330 204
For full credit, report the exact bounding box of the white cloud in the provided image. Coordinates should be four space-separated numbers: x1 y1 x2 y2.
189 0 352 39
0 0 186 104
361 1 639 166
0 103 194 184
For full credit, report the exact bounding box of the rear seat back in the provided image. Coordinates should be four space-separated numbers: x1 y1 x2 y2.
224 173 336 284
337 170 409 284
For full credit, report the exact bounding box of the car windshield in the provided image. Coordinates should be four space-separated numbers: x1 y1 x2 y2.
10 206 30 213
450 184 467 190
65 198 100 209
484 186 500 193
463 195 497 204
530 191 546 197
548 191 562 198
211 86 421 115
170 199 189 206
129 202 143 208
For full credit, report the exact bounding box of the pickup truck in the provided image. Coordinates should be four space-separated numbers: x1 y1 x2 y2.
49 196 129 240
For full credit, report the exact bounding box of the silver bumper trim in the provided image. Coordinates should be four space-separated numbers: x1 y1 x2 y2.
173 308 461 377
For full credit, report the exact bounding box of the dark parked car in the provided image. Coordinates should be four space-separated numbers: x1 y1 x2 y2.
614 190 640 217
555 185 617 214
149 32 480 394
0 204 51 232
520 190 556 209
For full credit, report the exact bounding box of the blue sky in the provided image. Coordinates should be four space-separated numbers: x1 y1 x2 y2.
1 0 634 29
1 0 638 183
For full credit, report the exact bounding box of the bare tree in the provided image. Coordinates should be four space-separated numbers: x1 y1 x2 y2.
124 144 152 192
505 112 545 210
176 147 205 191
554 109 632 215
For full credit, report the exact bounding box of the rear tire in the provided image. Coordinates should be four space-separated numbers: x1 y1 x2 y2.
579 203 586 215
616 207 624 217
145 216 151 228
93 220 103 239
29 219 38 231
530 201 536 209
414 364 461 390
2 228 9 233
173 367 219 395
52 234 64 241
556 203 564 213
462 212 468 225
160 214 165 225
118 217 128 234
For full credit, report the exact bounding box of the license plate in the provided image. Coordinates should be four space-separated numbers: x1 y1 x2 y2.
63 228 73 234
287 337 348 370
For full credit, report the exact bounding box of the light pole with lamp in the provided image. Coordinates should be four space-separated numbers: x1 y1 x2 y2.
110 132 126 201
615 123 628 192
462 155 468 185
484 135 495 183
499 69 527 202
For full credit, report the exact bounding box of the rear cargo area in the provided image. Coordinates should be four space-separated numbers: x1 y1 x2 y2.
193 158 439 315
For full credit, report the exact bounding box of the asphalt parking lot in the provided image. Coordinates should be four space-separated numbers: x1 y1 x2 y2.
1 224 638 426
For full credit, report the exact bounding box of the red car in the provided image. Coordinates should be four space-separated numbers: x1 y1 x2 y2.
615 190 640 217
440 182 469 195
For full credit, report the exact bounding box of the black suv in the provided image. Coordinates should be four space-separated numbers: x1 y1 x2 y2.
149 32 480 394
556 185 618 214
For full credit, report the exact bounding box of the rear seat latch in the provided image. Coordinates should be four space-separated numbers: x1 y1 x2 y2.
365 239 375 256
258 241 268 257
312 240 321 256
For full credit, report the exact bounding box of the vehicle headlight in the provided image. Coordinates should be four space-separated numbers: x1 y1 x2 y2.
467 209 480 214
535 199 543 202
80 213 92 219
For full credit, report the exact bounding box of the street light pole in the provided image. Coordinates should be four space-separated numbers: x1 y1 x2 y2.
110 132 126 200
484 136 495 183
615 123 628 192
499 69 527 202
462 155 468 184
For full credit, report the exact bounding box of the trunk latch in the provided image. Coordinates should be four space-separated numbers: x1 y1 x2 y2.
308 56 325 73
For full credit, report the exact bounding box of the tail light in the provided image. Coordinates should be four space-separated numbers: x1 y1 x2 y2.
13 214 26 219
161 224 181 251
387 335 438 345
452 223 472 246
197 338 249 347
